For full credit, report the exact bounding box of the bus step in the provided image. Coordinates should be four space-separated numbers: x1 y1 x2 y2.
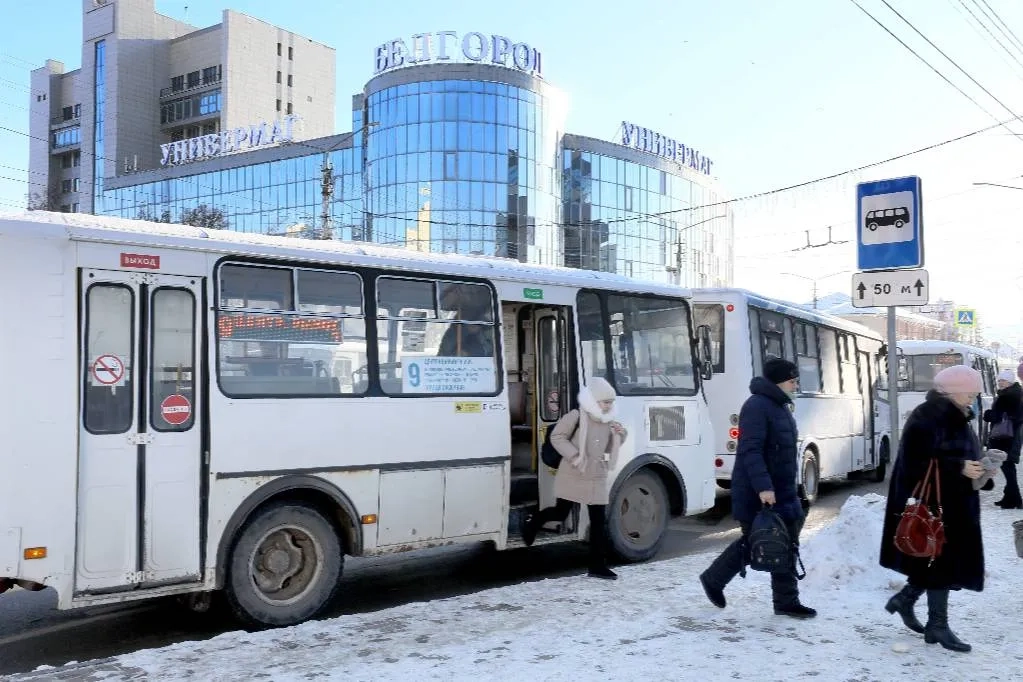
509 473 539 506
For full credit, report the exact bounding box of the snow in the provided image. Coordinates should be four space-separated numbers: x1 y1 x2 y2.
11 491 1023 682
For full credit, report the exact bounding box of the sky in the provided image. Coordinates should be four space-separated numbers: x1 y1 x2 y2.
1 1 1022 341
14 491 1023 680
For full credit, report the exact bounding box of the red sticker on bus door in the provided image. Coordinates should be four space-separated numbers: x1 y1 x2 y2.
160 394 191 425
121 253 161 269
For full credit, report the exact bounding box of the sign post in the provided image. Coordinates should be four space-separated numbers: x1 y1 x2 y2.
855 175 924 462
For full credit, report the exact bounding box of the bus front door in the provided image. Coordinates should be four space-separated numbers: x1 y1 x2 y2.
76 270 204 594
858 350 876 469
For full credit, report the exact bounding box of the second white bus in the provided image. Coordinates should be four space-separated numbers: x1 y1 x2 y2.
692 289 891 504
889 340 999 440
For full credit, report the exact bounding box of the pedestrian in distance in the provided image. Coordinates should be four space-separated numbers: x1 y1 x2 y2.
880 365 986 653
698 358 817 619
983 369 1023 509
521 376 628 580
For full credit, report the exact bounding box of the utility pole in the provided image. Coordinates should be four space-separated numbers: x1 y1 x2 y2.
319 154 334 240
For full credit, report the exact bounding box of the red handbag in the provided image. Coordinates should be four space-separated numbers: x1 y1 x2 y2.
893 458 946 565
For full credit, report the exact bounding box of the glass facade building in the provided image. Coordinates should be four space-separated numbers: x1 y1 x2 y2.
102 61 732 287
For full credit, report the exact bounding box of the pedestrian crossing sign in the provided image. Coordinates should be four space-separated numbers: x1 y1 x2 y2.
954 309 976 327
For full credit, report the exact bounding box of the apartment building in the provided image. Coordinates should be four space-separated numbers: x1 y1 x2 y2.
28 0 335 213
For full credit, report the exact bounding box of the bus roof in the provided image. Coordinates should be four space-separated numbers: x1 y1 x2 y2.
0 211 692 298
692 287 884 341
897 339 996 359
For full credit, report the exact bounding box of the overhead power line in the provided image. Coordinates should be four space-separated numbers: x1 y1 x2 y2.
877 0 1023 126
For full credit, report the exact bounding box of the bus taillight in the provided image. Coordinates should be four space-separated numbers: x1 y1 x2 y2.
715 458 724 468
728 427 740 440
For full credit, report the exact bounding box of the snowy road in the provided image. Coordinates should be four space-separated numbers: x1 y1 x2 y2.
0 479 882 676
7 487 1021 682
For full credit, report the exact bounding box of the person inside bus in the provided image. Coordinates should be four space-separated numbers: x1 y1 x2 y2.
437 287 494 358
520 376 627 580
984 369 1023 509
698 358 816 619
879 365 986 653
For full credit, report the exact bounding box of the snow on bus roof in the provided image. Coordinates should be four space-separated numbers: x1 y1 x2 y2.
1 211 689 297
897 339 996 357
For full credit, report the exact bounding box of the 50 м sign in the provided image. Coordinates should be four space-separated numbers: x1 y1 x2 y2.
851 269 929 308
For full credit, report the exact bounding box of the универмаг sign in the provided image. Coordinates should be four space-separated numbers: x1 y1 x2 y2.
621 122 713 176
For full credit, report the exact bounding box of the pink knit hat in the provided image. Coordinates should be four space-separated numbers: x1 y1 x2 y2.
934 365 983 395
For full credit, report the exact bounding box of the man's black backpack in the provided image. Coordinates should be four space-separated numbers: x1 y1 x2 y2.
540 418 578 469
741 506 806 579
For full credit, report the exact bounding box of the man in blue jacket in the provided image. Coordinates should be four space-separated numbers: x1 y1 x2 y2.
698 358 817 619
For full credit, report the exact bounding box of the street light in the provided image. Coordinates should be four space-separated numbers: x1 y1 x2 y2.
778 270 851 310
668 213 729 286
972 181 1023 192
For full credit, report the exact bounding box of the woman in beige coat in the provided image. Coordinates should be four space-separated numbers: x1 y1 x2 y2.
521 376 627 579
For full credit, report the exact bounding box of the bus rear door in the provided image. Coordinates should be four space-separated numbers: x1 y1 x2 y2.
77 269 205 593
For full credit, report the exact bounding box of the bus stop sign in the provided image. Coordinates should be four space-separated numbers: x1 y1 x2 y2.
856 176 923 271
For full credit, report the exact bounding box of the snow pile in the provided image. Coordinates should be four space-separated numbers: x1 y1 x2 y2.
7 492 1023 682
801 492 892 589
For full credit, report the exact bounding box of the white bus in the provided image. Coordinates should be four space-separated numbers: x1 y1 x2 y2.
889 340 999 440
692 289 891 504
0 211 718 628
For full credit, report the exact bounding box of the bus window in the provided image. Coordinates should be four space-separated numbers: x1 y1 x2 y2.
758 310 784 363
150 288 196 432
693 304 725 373
216 264 367 397
577 292 608 379
839 333 860 395
794 323 821 393
83 284 135 434
818 327 840 394
376 277 497 395
904 353 962 392
603 294 696 395
748 308 763 377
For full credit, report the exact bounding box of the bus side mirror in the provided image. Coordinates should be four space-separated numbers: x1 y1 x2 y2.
697 324 714 381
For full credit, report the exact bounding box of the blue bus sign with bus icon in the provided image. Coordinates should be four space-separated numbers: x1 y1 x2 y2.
857 176 923 271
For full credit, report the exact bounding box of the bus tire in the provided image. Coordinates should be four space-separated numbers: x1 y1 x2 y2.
800 449 820 506
225 502 344 629
607 469 670 563
868 440 889 483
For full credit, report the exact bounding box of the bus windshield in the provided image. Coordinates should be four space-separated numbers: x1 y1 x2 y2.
899 353 963 392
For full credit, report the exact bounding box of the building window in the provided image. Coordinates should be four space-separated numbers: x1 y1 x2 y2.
288 46 294 60
53 126 81 148
71 203 79 213
276 71 282 84
187 70 200 88
73 178 80 192
277 42 282 56
276 99 281 112
444 152 457 180
61 153 73 169
202 122 218 135
287 74 293 87
73 150 81 167
202 65 221 84
60 204 70 213
61 179 72 193
286 102 293 115
62 106 74 121
171 75 184 92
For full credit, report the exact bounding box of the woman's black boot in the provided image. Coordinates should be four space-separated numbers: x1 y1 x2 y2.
924 589 971 653
885 583 925 634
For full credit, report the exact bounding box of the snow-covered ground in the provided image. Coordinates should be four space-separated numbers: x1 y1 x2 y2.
12 490 1023 682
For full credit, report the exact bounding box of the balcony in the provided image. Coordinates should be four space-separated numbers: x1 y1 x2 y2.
160 74 222 99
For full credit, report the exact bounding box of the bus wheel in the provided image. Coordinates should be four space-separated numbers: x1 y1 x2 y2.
800 450 820 506
608 470 669 563
868 440 889 483
225 502 344 628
